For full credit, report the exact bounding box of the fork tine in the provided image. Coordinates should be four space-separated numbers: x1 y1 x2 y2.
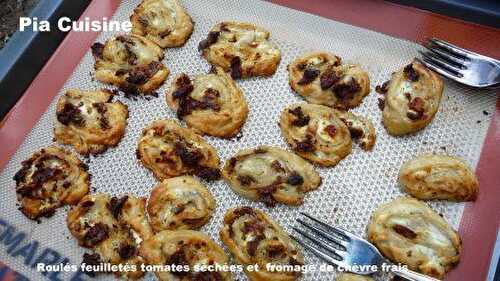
424 45 467 66
416 57 461 81
429 38 473 59
419 51 463 76
429 38 470 56
290 235 345 267
300 212 364 241
296 219 348 249
292 227 346 258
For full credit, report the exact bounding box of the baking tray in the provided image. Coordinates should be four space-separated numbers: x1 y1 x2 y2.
0 0 499 280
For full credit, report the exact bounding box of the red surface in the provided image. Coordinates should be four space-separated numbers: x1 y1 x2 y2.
0 261 16 281
447 98 500 281
0 0 499 281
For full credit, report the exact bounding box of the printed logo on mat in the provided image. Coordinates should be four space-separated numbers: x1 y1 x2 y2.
0 218 88 281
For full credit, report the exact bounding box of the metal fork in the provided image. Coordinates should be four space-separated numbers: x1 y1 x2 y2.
292 212 440 281
418 38 500 89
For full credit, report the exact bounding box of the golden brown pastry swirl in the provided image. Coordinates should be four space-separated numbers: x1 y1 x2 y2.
222 146 321 206
140 230 233 281
14 146 90 220
131 0 194 48
92 34 169 94
280 103 352 166
54 89 128 155
288 52 370 110
367 197 461 279
136 119 221 181
67 193 153 279
198 21 281 79
380 60 444 135
220 207 304 281
399 154 478 201
147 176 215 232
166 67 249 138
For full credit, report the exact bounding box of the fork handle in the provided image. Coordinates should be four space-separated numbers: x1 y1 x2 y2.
392 267 441 281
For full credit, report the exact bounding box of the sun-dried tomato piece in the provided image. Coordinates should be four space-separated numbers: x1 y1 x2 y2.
298 68 320 85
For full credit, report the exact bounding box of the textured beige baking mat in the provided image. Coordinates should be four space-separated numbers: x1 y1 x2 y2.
0 0 497 280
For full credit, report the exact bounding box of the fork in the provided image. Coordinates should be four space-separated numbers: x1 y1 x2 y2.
417 38 500 89
291 212 441 281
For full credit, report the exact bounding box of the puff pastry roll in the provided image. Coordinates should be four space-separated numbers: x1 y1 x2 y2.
131 0 194 48
380 60 444 135
198 21 281 79
136 119 221 181
166 67 249 138
337 273 374 281
67 193 153 279
399 154 479 201
140 230 232 281
118 195 155 244
367 197 461 279
222 146 321 206
54 89 128 155
13 146 90 220
220 207 304 281
288 52 370 110
91 34 169 94
280 103 352 166
147 176 215 232
337 111 376 151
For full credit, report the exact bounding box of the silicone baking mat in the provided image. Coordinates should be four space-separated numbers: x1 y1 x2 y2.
0 0 497 280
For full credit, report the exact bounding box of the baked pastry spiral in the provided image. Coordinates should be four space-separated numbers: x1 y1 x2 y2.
13 146 90 220
198 21 281 79
379 60 444 135
166 67 249 138
288 52 370 110
367 197 461 279
136 119 221 181
279 103 352 166
399 154 479 201
220 207 304 281
91 34 169 94
147 176 215 232
54 89 128 155
140 230 232 281
67 193 153 279
222 146 321 206
130 0 194 48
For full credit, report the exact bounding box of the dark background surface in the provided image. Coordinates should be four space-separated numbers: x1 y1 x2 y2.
389 0 500 28
0 0 91 121
0 0 40 49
